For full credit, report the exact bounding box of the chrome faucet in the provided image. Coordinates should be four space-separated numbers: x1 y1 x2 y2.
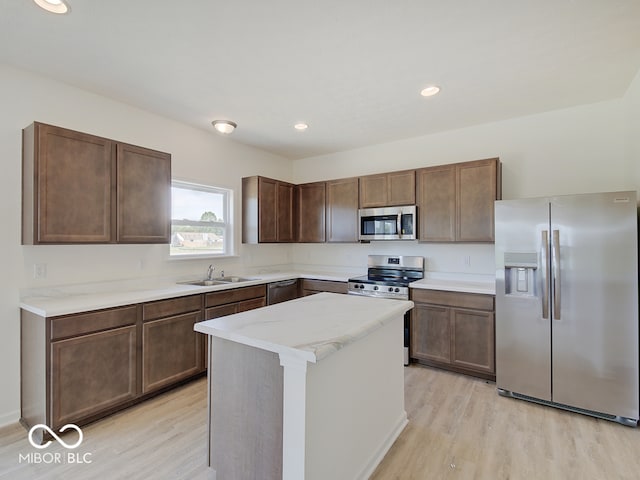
207 264 215 280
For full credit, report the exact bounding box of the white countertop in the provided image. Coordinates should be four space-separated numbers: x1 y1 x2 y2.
19 270 360 317
20 268 495 317
410 272 495 295
194 292 413 363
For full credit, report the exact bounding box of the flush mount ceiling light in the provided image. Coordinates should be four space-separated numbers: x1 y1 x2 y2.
420 85 441 97
294 123 308 131
33 0 70 14
211 120 237 135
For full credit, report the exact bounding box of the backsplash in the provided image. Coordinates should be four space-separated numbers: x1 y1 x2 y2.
291 241 495 275
21 242 293 289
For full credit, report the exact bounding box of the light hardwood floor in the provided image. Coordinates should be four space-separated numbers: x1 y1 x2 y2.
2 365 639 479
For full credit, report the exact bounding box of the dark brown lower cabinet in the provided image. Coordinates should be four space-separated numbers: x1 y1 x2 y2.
22 294 205 443
141 295 203 394
142 311 203 394
410 289 495 380
21 305 140 444
204 285 267 317
411 303 451 364
21 282 290 443
51 325 137 428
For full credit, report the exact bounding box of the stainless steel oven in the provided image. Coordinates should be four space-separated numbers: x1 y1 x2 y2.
358 205 417 241
348 255 424 365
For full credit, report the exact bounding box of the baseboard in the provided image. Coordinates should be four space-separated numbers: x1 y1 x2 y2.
0 410 20 429
356 410 409 480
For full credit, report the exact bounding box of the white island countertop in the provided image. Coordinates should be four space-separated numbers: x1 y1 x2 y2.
194 292 413 363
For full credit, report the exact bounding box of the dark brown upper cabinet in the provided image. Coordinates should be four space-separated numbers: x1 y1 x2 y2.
416 158 501 242
359 170 416 208
277 181 296 242
242 176 296 243
22 122 171 245
325 177 359 242
297 182 326 243
116 143 171 243
241 159 500 245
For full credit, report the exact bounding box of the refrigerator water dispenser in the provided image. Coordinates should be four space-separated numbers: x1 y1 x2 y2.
504 252 538 296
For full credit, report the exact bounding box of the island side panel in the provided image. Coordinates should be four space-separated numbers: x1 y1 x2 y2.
209 336 283 479
304 316 407 480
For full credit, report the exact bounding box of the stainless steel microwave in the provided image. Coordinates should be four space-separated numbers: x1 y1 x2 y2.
358 205 417 241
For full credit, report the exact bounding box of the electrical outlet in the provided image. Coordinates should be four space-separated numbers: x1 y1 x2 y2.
463 255 471 267
33 263 47 279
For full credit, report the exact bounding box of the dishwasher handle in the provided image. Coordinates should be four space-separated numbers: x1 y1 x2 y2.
269 279 298 288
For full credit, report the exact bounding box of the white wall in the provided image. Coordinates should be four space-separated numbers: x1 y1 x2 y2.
293 98 632 197
625 69 640 188
0 64 293 426
292 93 638 274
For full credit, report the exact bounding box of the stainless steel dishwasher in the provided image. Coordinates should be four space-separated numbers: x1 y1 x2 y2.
267 279 299 305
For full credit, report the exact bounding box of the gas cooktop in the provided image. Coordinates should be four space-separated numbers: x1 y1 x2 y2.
348 255 424 300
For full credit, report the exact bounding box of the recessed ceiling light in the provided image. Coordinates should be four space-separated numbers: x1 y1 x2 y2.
420 86 441 97
211 120 237 135
294 123 308 131
33 0 70 14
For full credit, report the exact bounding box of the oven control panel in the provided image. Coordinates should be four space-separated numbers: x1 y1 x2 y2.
347 282 409 300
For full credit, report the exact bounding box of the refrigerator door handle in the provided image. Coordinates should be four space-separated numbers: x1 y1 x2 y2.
541 230 549 319
552 229 561 320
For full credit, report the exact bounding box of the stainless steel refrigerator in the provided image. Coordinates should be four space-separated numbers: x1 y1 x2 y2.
495 191 639 426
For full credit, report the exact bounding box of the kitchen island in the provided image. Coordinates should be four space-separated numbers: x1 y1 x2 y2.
194 292 413 480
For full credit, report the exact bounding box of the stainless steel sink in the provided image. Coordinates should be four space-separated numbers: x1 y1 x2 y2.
178 277 256 287
178 280 228 286
215 277 255 283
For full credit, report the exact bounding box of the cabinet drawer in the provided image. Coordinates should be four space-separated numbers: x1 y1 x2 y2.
205 285 266 308
237 297 266 312
205 304 238 320
142 295 201 321
51 305 138 341
300 279 348 294
411 289 494 311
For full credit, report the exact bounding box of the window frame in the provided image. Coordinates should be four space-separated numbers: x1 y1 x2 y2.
169 179 234 259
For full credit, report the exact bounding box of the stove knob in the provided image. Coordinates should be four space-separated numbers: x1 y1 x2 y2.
358 284 364 289
373 286 379 291
395 288 400 293
388 287 394 292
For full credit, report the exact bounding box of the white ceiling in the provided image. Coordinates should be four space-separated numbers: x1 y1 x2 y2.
2 0 640 160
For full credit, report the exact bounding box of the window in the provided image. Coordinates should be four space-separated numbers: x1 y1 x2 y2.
170 180 233 258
